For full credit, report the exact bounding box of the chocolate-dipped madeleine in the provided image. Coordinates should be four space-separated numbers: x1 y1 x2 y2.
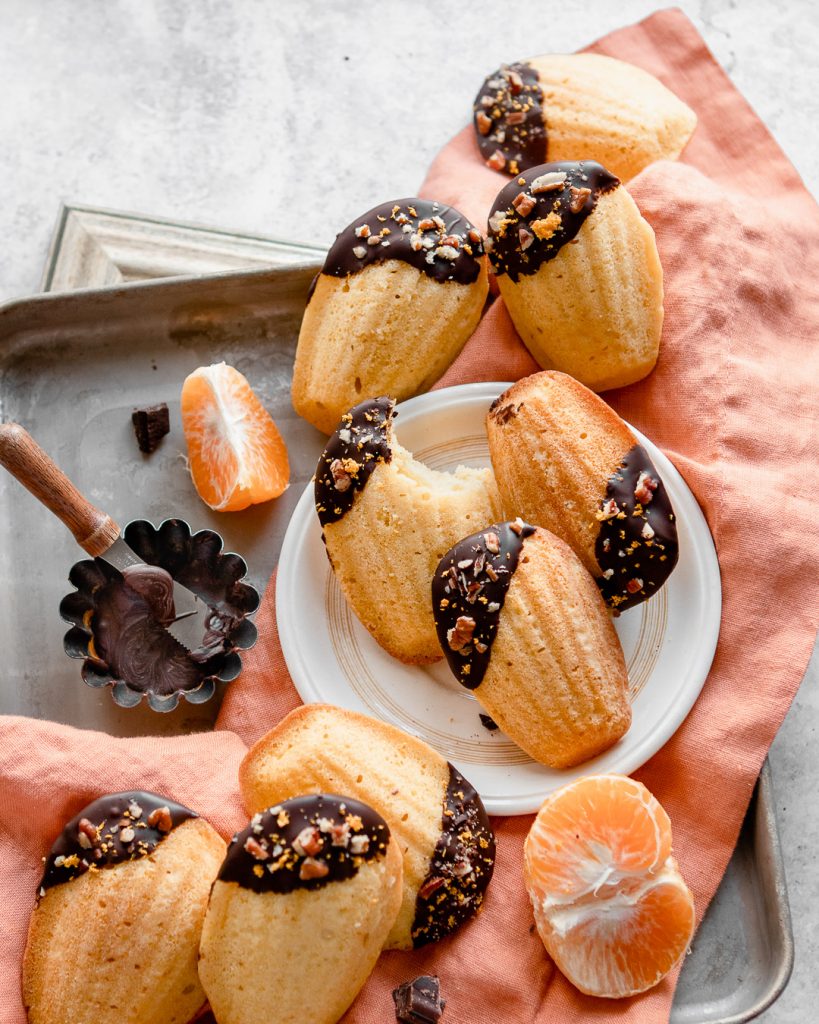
240 704 496 950
22 791 224 1024
473 54 696 181
486 372 679 612
433 523 631 768
198 794 402 1024
292 198 489 434
487 161 663 392
316 396 502 663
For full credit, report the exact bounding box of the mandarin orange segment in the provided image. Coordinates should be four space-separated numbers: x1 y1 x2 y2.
181 363 289 512
524 775 694 999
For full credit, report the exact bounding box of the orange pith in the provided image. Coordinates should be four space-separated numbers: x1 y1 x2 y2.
181 363 289 512
524 775 694 999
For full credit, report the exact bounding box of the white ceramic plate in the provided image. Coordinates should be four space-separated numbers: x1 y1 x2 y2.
277 382 721 815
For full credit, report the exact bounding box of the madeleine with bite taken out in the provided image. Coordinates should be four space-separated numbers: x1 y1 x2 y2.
315 396 502 663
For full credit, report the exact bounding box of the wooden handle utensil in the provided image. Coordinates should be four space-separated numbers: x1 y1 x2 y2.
0 422 120 557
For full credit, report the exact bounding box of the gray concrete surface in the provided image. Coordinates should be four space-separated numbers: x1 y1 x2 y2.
1 1 816 1018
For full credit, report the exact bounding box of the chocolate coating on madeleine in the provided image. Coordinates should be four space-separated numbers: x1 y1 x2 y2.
487 161 619 281
595 444 678 611
321 199 484 286
432 520 536 690
315 397 394 526
40 791 197 893
473 62 546 175
411 764 496 947
219 794 390 894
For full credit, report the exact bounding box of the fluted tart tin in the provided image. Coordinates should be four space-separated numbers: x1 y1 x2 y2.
59 518 259 712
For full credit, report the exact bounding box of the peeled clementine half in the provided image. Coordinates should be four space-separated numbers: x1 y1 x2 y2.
524 775 694 999
181 362 289 512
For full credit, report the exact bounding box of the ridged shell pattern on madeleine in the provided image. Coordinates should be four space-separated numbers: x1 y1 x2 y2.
23 791 225 1024
486 372 679 612
487 161 664 392
433 522 631 768
472 53 697 180
292 198 489 434
198 794 403 1024
315 396 503 663
239 704 496 950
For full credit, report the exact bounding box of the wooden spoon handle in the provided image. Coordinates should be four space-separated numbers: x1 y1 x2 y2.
0 422 120 557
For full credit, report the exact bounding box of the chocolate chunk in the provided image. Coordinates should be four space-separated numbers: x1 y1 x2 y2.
131 402 170 453
393 975 445 1023
479 713 499 731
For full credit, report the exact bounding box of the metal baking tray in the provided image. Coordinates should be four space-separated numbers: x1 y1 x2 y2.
0 215 792 1020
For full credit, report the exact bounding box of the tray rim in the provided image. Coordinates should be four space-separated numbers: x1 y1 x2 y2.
0 202 794 1022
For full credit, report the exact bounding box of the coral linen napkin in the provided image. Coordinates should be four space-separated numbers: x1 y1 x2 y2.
1 8 817 1024
216 8 819 1021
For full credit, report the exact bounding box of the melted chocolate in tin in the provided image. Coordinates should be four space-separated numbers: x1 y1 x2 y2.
93 568 206 695
432 520 536 690
219 794 390 894
594 444 679 611
40 791 196 894
411 764 496 947
315 396 394 527
320 199 484 288
473 62 546 175
487 161 619 282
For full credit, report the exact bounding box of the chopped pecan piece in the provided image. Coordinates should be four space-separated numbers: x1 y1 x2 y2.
626 578 644 594
244 836 269 860
506 110 526 125
447 615 476 652
569 186 592 213
475 111 492 135
299 857 330 881
634 472 658 504
506 69 523 94
484 531 500 554
330 823 350 847
350 834 370 855
531 171 567 193
512 192 536 216
418 875 446 900
518 226 535 250
147 806 173 832
293 826 323 857
77 818 98 850
330 458 356 492
486 150 506 172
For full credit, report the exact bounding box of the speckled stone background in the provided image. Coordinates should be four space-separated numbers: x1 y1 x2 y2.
1 1 817 1018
